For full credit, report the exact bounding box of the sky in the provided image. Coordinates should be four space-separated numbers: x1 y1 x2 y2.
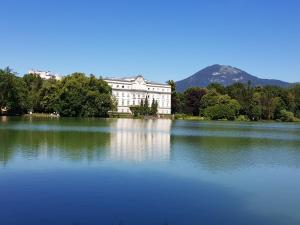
0 0 300 83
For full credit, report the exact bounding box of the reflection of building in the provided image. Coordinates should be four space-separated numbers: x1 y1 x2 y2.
109 119 171 162
28 69 62 80
104 75 171 114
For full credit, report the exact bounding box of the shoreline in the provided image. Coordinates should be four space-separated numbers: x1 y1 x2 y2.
1 114 299 123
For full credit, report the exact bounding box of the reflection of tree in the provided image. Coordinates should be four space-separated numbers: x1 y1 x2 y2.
0 130 18 166
171 134 300 171
0 128 110 165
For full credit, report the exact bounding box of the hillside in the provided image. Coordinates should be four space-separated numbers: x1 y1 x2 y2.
176 64 291 92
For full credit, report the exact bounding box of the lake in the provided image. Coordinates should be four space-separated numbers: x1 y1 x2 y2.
1 117 300 225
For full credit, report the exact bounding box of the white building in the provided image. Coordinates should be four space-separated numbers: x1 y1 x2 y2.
28 69 62 80
104 75 171 114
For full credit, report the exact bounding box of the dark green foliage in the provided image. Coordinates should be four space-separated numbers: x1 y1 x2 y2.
279 110 296 122
201 91 241 120
0 68 114 117
167 80 182 114
56 73 113 117
207 83 226 94
130 98 158 117
184 87 207 116
169 76 300 121
150 98 158 115
0 67 27 115
23 73 43 112
292 84 300 117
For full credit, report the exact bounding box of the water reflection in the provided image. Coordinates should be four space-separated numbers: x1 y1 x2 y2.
1 118 300 170
109 119 171 162
0 118 172 165
0 125 111 165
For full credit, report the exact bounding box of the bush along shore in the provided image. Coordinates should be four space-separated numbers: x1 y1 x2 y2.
1 67 300 122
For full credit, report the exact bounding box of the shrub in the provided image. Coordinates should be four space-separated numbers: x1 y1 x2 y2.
236 115 250 122
279 110 295 122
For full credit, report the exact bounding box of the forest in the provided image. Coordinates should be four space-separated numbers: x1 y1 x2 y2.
167 80 300 122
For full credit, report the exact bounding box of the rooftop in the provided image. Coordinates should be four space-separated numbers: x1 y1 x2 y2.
104 75 169 86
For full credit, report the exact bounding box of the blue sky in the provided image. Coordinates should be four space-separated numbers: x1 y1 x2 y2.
1 0 300 82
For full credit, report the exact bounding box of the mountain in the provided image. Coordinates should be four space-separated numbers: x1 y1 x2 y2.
176 64 291 92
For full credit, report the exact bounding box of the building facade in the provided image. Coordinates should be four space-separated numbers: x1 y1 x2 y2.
104 75 171 114
28 69 62 80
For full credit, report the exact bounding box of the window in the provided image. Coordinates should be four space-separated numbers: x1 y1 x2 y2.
117 85 119 88
122 85 124 88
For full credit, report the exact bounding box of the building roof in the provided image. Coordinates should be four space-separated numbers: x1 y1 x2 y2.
103 75 168 86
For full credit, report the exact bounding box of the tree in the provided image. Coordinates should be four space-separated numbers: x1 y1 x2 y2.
200 90 241 120
202 94 241 120
143 96 150 115
56 73 113 117
207 83 226 94
0 67 27 115
150 99 158 115
167 80 181 114
258 86 284 120
23 73 43 112
39 79 60 113
291 84 300 117
279 109 296 122
184 87 207 116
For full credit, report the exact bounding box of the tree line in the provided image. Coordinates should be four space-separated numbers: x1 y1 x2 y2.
0 67 116 117
167 80 300 122
1 67 299 121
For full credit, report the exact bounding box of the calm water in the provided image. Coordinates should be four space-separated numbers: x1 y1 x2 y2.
1 117 300 225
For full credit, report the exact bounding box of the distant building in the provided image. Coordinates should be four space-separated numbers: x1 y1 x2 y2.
104 75 171 114
28 69 62 80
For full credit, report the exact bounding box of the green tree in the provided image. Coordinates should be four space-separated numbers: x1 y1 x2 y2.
56 73 113 117
291 84 300 117
150 99 158 115
167 80 181 114
39 79 60 113
0 67 27 115
184 87 207 116
203 94 241 120
207 83 226 94
200 90 241 120
23 73 44 112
